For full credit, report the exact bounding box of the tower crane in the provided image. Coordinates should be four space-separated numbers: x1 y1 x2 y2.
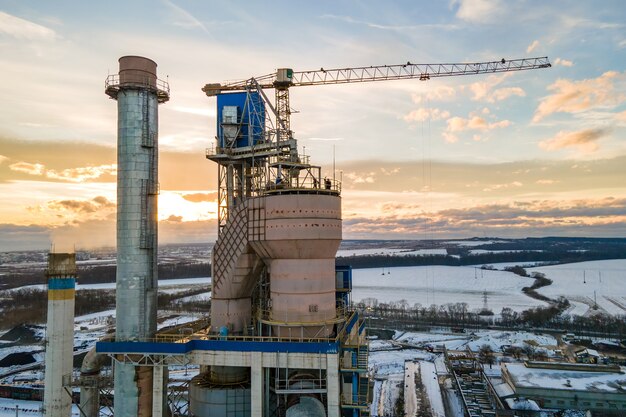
204 57 550 142
204 57 550 231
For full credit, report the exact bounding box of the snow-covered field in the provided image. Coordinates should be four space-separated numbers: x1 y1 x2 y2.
352 265 547 313
529 259 626 316
395 330 558 353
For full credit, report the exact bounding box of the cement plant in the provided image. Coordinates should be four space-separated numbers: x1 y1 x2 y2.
2 54 626 417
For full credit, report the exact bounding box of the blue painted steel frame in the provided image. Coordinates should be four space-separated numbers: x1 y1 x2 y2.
97 339 340 355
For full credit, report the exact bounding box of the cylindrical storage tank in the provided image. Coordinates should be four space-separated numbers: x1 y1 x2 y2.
107 55 169 417
249 194 341 337
189 376 251 417
119 55 157 88
286 396 326 417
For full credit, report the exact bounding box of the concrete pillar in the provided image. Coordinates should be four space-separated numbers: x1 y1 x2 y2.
152 365 164 417
326 354 340 417
251 352 263 417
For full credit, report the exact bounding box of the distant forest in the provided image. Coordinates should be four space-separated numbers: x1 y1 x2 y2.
1 237 625 290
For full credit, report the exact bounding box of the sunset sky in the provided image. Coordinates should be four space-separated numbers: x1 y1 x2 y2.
1 0 625 250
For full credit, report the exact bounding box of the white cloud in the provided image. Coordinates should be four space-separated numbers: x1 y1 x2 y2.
526 40 539 53
619 39 626 49
554 58 574 67
161 0 211 35
454 0 502 23
403 108 450 122
0 11 57 41
0 155 8 165
411 85 456 104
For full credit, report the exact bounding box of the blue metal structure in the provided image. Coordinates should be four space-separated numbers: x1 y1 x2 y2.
216 92 265 148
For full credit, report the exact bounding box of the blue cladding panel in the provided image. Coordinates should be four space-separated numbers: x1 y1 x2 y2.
335 265 352 291
97 339 339 355
345 311 359 334
48 278 75 290
217 92 265 148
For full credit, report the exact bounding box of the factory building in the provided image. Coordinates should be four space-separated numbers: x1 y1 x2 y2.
96 56 370 417
499 361 626 413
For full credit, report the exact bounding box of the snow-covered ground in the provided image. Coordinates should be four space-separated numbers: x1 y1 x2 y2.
419 361 445 417
529 259 626 316
395 330 558 354
469 249 544 255
352 265 547 313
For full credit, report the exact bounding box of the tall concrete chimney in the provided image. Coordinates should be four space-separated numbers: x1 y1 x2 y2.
43 252 76 417
105 55 169 417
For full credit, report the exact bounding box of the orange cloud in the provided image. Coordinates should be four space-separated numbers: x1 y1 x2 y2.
8 161 117 182
165 215 183 222
533 71 626 122
47 196 115 214
466 74 525 103
539 128 609 153
181 192 218 203
444 115 511 142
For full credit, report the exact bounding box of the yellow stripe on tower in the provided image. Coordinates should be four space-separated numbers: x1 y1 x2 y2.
48 288 75 300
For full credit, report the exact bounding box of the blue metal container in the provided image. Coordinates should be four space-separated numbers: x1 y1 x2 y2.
216 92 265 148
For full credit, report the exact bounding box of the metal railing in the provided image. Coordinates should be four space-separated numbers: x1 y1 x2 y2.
105 74 170 102
108 310 359 345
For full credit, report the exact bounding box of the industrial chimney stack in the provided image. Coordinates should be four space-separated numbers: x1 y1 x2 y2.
105 56 169 417
43 252 77 417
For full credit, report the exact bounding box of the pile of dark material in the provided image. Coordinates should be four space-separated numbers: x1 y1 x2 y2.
0 324 44 344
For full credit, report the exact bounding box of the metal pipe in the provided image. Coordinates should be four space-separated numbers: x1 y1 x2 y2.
79 345 108 417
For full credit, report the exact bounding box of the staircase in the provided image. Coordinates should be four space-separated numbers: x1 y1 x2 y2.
211 201 249 293
357 346 368 370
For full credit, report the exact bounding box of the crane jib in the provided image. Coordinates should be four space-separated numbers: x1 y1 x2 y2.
203 57 550 94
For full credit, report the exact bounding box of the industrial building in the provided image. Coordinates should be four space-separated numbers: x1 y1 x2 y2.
498 361 626 413
93 56 370 417
71 55 551 417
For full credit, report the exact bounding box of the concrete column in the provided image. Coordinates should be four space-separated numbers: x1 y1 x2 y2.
251 352 263 417
326 354 340 417
152 365 164 417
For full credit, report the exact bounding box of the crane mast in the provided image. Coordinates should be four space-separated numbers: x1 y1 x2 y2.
205 56 550 232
